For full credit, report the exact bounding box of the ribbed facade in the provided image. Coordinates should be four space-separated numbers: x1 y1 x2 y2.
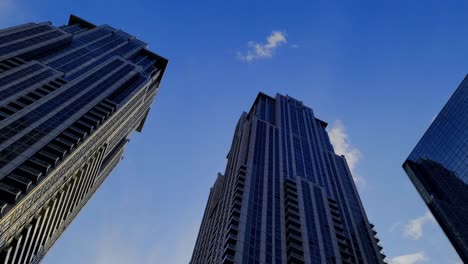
403 75 468 262
0 15 167 264
191 93 386 264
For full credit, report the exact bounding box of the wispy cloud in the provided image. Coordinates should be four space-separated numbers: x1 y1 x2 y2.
403 211 435 240
389 221 402 233
93 229 141 264
389 252 427 264
328 120 365 187
150 221 200 264
91 220 199 264
238 31 287 62
77 152 204 264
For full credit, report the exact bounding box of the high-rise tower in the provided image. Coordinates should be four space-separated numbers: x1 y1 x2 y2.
403 76 468 262
191 93 385 264
0 15 167 263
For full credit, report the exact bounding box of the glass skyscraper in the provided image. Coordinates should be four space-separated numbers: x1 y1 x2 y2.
0 15 167 263
191 93 386 264
403 76 468 262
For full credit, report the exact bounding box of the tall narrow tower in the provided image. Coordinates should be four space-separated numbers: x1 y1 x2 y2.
403 76 468 262
191 93 385 264
0 15 167 263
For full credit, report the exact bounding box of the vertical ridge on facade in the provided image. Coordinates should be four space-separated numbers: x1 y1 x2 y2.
191 93 386 264
0 15 168 264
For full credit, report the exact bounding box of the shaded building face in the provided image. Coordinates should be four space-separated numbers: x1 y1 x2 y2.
0 15 167 264
191 93 386 264
404 76 468 262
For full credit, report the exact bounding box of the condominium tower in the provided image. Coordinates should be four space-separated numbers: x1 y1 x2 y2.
0 15 167 263
191 93 386 264
403 76 468 262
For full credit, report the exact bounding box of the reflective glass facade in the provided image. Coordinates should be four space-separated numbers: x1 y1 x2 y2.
0 15 167 264
191 93 385 264
404 76 468 262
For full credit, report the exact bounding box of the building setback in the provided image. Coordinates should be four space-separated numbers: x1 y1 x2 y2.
403 76 468 262
191 93 386 264
0 15 167 263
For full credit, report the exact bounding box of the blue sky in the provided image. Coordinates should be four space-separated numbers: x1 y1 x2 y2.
1 0 467 263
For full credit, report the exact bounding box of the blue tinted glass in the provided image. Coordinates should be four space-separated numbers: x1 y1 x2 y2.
0 63 134 168
0 25 52 45
405 77 468 260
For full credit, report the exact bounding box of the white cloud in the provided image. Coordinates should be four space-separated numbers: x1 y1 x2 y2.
150 221 200 264
238 31 287 62
389 221 402 233
389 252 427 264
403 211 435 240
91 219 199 264
93 230 141 264
328 120 365 187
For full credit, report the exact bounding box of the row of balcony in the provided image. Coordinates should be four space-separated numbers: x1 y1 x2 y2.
222 168 246 264
0 99 117 216
284 180 305 264
328 198 356 264
369 222 387 260
0 57 26 74
0 76 66 122
0 143 106 264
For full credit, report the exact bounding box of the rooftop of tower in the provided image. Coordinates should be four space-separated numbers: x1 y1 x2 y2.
247 92 328 128
67 14 169 78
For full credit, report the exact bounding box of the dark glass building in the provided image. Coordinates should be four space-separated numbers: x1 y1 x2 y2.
0 15 167 263
191 93 386 264
403 76 468 262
